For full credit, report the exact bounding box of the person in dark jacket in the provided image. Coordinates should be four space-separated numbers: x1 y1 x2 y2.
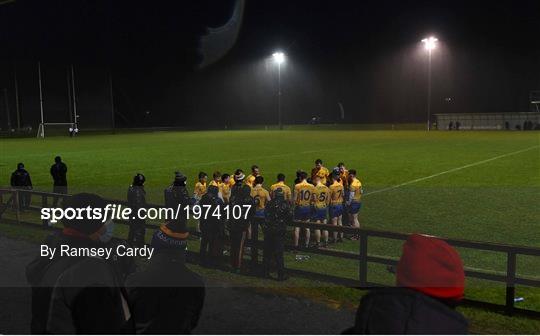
50 156 68 206
262 188 292 281
228 170 255 273
199 185 225 268
164 171 192 232
347 234 468 334
128 173 147 247
10 162 33 209
126 221 205 334
26 193 134 334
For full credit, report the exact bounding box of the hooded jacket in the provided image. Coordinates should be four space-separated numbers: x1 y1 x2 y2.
11 167 32 188
126 249 205 334
26 233 133 334
347 234 468 334
349 287 468 334
50 162 68 186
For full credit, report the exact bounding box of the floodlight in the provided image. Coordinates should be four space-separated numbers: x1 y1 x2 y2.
272 52 285 64
421 36 438 51
270 51 286 130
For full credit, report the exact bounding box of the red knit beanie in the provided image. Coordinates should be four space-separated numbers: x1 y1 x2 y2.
396 234 465 301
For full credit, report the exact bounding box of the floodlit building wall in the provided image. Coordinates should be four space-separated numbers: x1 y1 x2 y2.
435 113 540 130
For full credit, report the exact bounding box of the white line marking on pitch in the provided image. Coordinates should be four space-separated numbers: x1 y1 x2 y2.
365 145 540 196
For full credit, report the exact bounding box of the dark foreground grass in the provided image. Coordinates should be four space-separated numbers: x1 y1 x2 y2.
1 129 539 332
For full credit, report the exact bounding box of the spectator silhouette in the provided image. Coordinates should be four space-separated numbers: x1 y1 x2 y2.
127 173 147 247
26 193 134 334
164 171 192 231
199 185 225 268
126 221 205 334
50 156 68 206
263 188 292 281
346 234 468 334
10 162 32 209
228 170 255 273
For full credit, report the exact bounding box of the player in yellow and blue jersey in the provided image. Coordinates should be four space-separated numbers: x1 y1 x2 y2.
193 172 208 204
219 173 231 203
251 176 271 218
328 172 344 243
192 171 208 234
337 162 349 188
312 175 330 248
270 173 292 202
311 159 330 186
209 171 222 188
245 165 260 188
346 169 363 238
293 171 314 249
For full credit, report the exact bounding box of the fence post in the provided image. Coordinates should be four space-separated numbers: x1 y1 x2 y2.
505 251 516 315
14 190 20 225
359 230 368 287
42 194 48 227
251 219 260 271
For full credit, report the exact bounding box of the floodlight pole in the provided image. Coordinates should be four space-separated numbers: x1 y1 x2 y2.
277 61 282 130
3 88 11 130
13 62 20 129
70 64 78 128
38 61 45 137
427 48 432 131
67 67 73 124
109 72 115 133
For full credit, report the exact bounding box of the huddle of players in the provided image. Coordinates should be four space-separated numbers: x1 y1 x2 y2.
190 159 363 250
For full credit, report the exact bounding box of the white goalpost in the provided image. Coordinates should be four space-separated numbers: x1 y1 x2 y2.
36 62 79 138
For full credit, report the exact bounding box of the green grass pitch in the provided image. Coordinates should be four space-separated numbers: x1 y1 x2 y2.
1 129 539 314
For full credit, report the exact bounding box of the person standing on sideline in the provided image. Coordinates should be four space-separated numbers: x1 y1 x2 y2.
10 162 32 209
199 185 225 267
50 156 68 207
127 173 147 247
228 171 255 273
263 188 292 281
164 171 192 233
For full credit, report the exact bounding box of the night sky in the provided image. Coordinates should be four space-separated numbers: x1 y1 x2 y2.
1 0 539 128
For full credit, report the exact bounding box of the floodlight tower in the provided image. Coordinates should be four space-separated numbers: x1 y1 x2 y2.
272 51 285 130
422 36 437 131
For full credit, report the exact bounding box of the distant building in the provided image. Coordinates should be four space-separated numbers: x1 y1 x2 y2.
435 112 540 130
